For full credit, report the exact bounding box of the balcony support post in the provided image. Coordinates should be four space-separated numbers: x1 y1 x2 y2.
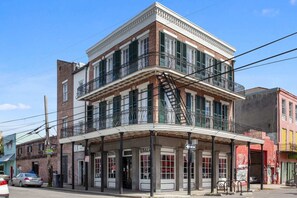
119 132 123 194
247 142 251 192
230 139 234 192
101 136 105 192
211 136 215 193
72 142 75 189
260 144 264 190
85 139 89 191
60 143 63 188
150 130 154 197
187 132 192 195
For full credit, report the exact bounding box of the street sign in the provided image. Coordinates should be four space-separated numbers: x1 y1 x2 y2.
185 144 196 150
45 148 54 155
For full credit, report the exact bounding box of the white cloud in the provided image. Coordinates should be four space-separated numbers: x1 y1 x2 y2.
290 0 296 6
261 8 280 17
0 103 31 111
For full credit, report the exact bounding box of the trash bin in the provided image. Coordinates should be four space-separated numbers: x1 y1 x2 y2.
53 174 60 187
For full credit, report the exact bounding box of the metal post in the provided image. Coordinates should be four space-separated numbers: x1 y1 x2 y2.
60 144 63 188
72 142 75 189
85 139 88 190
149 130 154 197
119 132 124 194
101 136 105 192
187 132 192 195
211 136 215 193
230 139 234 192
260 144 264 190
247 142 251 192
44 95 52 187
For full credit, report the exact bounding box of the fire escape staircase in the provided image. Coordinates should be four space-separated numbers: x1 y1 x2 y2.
157 72 193 126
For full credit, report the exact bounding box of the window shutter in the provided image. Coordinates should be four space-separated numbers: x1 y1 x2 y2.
175 88 181 124
159 86 165 123
129 40 138 74
147 83 154 123
160 31 165 66
99 101 107 129
129 89 138 124
228 65 233 91
113 50 121 81
99 59 106 86
87 105 93 130
176 40 181 71
113 95 121 127
201 97 206 127
181 42 187 73
195 95 201 126
186 93 191 112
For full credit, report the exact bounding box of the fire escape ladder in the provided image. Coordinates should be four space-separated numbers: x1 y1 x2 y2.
157 72 193 125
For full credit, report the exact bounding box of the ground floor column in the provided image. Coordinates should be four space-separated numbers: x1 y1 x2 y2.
211 136 215 193
150 130 154 197
260 144 264 190
230 139 234 191
72 142 75 189
132 147 139 191
119 132 123 194
85 139 89 190
176 147 183 191
195 149 203 190
155 145 161 192
247 142 251 191
187 132 192 195
60 143 63 188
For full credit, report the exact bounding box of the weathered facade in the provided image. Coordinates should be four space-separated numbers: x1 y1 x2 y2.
57 2 263 194
235 87 297 184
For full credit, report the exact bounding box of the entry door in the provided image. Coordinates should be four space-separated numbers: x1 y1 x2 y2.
78 160 84 185
32 162 39 176
62 156 68 183
123 156 132 189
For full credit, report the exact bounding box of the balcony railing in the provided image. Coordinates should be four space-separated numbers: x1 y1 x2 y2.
279 143 297 152
61 107 235 138
77 52 245 98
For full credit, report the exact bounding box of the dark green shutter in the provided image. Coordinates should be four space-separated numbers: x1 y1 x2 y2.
176 40 181 71
181 43 187 73
129 89 138 124
99 59 106 86
196 50 206 78
175 89 181 124
222 105 228 131
99 101 106 129
186 93 191 112
113 95 121 127
201 97 206 127
160 31 165 66
228 65 233 91
213 101 222 129
159 86 166 123
113 50 121 81
87 105 93 130
129 40 138 74
195 96 201 126
147 83 154 123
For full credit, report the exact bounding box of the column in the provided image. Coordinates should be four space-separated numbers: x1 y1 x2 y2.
132 147 139 190
211 136 215 193
85 139 89 190
119 132 124 194
150 130 154 197
247 142 251 192
260 144 264 190
230 139 234 191
72 142 75 189
101 136 105 192
176 147 184 191
187 132 192 195
195 149 203 190
155 145 161 192
60 144 63 188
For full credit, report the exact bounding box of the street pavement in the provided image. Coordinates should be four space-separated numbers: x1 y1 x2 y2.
8 185 297 198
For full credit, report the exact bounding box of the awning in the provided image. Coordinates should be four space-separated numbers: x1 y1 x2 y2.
0 154 15 163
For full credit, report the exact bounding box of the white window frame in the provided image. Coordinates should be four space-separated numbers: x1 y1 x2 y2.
107 152 116 188
94 157 101 187
106 55 113 83
138 35 149 69
165 34 176 68
289 102 293 122
282 99 287 120
186 45 195 75
183 150 195 189
62 80 68 102
121 47 129 77
160 148 175 191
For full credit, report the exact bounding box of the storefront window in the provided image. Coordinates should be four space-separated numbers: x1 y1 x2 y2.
95 158 101 178
140 154 150 179
161 154 175 179
219 158 227 178
183 154 194 179
108 157 116 178
202 157 212 178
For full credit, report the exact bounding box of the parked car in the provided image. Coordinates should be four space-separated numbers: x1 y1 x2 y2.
0 171 10 183
11 173 43 187
0 178 9 198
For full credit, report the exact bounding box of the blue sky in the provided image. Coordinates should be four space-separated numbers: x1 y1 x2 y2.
0 0 296 136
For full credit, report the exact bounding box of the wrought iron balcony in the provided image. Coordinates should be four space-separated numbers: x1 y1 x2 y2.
77 52 245 98
60 107 236 138
279 143 297 152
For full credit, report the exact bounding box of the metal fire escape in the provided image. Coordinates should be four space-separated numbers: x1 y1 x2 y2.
157 72 192 125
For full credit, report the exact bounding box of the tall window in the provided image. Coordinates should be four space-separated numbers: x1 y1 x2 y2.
295 105 297 123
183 154 194 179
18 148 22 155
93 104 99 130
108 156 116 179
282 99 286 120
205 100 211 128
139 36 149 68
121 47 129 76
27 145 32 153
62 81 68 102
94 158 101 178
165 35 175 68
140 154 150 179
186 46 195 74
219 158 227 179
62 118 68 137
106 56 113 83
139 88 148 123
38 143 45 151
94 63 100 89
122 94 129 125
106 99 113 128
161 154 175 179
202 157 212 178
289 102 293 121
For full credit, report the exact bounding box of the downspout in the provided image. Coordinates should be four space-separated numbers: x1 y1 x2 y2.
276 88 280 184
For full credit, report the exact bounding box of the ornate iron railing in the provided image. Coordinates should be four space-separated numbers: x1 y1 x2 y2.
77 52 245 98
279 143 297 152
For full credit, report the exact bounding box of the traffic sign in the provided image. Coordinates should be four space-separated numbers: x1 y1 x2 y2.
185 144 196 150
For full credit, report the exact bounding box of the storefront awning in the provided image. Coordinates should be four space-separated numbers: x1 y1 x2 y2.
0 154 15 163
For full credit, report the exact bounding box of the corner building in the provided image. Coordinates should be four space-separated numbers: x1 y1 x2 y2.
57 2 263 193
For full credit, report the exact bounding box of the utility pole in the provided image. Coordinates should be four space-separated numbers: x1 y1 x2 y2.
44 95 52 187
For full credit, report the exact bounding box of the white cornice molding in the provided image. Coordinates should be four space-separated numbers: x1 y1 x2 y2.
87 2 235 61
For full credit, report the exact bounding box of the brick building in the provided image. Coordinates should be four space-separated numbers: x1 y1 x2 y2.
235 87 297 184
16 136 58 182
57 2 264 194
